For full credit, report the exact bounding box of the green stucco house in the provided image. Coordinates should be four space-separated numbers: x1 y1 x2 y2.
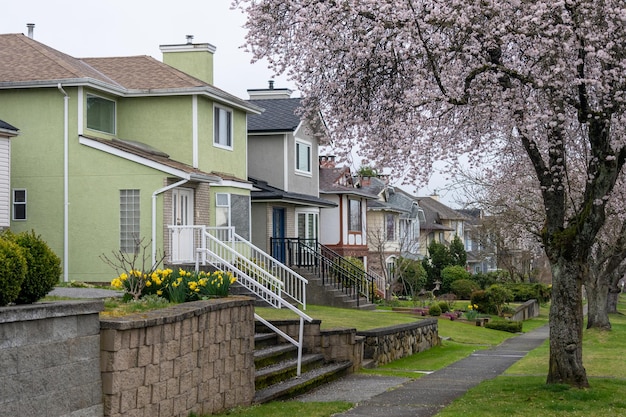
0 33 261 282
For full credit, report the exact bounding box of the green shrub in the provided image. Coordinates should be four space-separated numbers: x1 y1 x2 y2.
451 279 480 299
438 300 450 313
502 283 552 303
0 238 28 306
441 265 470 294
4 231 62 304
486 284 514 316
428 303 442 316
470 290 493 314
485 320 522 333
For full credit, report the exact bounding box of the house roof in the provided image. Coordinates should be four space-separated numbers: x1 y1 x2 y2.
0 118 18 136
247 98 302 132
319 167 378 199
416 196 468 231
0 34 261 114
79 135 253 185
249 177 336 208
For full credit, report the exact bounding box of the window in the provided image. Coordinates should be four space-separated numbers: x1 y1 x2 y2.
214 106 233 148
297 211 319 240
215 193 231 227
120 190 140 253
12 189 26 221
87 94 116 134
295 141 311 173
386 214 396 240
348 199 361 231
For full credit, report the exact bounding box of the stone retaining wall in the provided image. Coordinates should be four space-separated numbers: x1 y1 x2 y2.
511 299 540 322
99 296 255 417
0 300 104 417
357 318 439 366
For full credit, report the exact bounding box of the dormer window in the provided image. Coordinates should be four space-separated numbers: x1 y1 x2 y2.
87 94 116 134
214 105 233 149
296 140 311 174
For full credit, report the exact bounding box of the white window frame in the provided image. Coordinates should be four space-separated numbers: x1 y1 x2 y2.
213 105 233 150
215 193 231 227
86 94 116 134
12 189 26 221
120 189 140 253
296 209 319 240
295 139 312 175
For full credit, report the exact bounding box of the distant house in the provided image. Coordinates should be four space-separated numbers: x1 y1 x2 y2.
0 119 18 229
246 83 335 262
416 195 469 259
318 158 376 261
0 32 261 281
358 176 424 285
457 208 498 274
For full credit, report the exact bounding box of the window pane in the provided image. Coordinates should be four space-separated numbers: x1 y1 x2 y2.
296 142 311 172
348 199 361 231
120 189 140 253
386 214 395 240
12 189 26 220
214 107 232 147
215 193 230 227
87 95 115 134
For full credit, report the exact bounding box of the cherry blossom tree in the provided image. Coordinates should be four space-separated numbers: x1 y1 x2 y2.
235 0 626 388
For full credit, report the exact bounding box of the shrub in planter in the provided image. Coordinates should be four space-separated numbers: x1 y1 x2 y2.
0 238 28 306
3 230 62 304
428 303 442 316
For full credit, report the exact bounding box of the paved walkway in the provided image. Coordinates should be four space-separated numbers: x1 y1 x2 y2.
296 324 550 417
48 286 123 299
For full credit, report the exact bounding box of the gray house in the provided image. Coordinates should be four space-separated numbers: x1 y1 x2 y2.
246 83 335 261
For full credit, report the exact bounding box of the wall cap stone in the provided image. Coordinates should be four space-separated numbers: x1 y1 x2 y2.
0 300 104 323
356 318 437 337
100 296 254 330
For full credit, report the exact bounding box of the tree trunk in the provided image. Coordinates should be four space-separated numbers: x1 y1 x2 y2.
607 283 622 314
547 259 589 387
585 272 611 330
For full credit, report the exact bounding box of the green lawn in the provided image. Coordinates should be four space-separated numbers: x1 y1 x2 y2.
209 296 626 417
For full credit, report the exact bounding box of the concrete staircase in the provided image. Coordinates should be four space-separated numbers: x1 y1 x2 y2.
294 268 377 311
253 321 352 404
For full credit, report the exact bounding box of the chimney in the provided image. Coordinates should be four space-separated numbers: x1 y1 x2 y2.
160 36 217 85
27 23 35 39
319 155 336 168
247 81 293 100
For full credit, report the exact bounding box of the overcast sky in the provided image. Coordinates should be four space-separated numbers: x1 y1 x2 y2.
3 0 293 99
3 0 457 205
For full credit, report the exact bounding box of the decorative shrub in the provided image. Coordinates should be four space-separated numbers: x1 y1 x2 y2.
485 320 523 333
502 283 552 303
441 265 470 294
0 238 28 306
470 290 496 314
3 230 62 304
438 300 450 313
486 284 514 316
451 279 480 299
428 303 442 316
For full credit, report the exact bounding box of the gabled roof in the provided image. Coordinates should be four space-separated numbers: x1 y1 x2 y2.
79 135 237 184
0 119 18 136
247 98 302 132
416 196 468 231
249 177 336 208
319 167 377 199
0 34 261 114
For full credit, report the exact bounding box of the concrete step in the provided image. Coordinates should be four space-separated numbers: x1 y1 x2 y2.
255 353 326 390
253 360 353 404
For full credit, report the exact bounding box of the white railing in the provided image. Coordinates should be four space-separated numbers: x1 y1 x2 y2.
196 243 312 376
369 269 387 299
196 227 308 310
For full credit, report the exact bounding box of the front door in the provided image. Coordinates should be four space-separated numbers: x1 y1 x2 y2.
272 208 286 263
171 188 194 262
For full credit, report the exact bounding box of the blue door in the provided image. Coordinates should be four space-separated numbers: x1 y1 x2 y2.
272 208 286 262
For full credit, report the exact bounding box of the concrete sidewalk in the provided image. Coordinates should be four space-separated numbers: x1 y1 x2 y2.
296 324 550 417
48 286 123 299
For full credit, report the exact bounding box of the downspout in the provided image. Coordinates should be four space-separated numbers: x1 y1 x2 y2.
152 179 189 266
58 84 69 282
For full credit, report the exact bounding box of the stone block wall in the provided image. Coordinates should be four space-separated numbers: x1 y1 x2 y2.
357 318 439 366
0 300 104 417
511 299 540 322
100 296 255 417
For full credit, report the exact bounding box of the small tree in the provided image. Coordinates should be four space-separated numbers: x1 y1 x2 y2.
449 235 467 267
395 257 427 305
486 284 514 317
422 241 452 289
441 265 471 295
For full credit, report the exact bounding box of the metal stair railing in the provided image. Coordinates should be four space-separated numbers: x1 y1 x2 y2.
195 233 313 376
273 238 376 307
202 227 308 309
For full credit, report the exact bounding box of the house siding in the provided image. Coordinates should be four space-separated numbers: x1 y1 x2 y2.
248 134 286 189
0 137 9 228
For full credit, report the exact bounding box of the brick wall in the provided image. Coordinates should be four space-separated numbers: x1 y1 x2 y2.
0 300 104 417
100 296 255 417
